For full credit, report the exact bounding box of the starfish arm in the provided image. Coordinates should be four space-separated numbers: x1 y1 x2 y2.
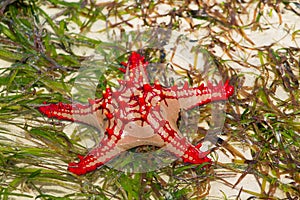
39 102 91 121
155 122 211 164
181 144 211 164
38 100 106 131
150 100 211 165
68 136 121 175
176 80 234 110
119 52 149 87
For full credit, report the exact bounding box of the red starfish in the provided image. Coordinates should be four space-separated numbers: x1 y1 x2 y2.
39 52 234 175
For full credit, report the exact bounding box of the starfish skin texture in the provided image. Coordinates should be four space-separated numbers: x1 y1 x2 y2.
39 52 234 175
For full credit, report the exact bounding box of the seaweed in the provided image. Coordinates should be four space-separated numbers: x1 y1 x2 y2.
0 0 299 199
